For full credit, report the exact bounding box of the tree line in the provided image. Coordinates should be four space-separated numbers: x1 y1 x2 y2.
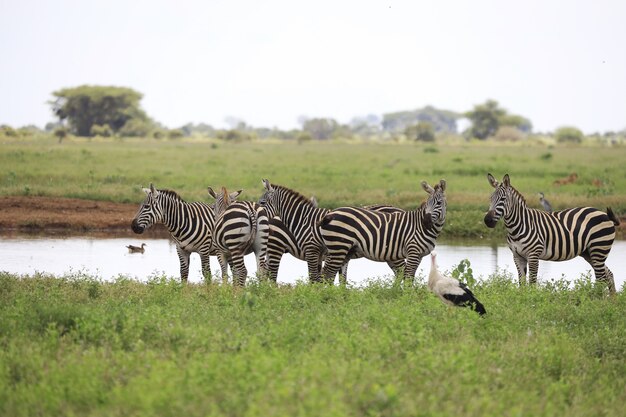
1 85 624 144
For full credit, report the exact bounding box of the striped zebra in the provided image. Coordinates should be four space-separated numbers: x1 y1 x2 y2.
258 180 405 284
485 173 619 293
131 184 240 283
210 186 270 286
319 180 447 284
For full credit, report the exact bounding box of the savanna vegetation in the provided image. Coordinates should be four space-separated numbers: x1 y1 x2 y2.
1 272 625 417
0 137 624 238
1 87 625 416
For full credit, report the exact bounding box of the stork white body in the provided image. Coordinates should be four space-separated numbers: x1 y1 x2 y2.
428 252 486 315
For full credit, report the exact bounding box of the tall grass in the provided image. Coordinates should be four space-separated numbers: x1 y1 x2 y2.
1 137 624 238
1 272 624 416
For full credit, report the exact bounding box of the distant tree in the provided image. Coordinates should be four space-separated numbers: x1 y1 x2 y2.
302 118 339 140
499 114 532 133
382 106 460 133
405 121 436 142
167 129 185 139
49 85 152 136
554 126 584 143
464 100 505 140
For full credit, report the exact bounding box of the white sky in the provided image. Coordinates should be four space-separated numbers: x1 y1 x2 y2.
1 0 625 133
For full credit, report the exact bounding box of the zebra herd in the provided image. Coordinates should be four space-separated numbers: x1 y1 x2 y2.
131 173 620 293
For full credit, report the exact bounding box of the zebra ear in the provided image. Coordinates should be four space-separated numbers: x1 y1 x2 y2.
149 183 159 196
142 186 151 195
310 196 318 207
487 173 499 188
230 189 243 200
439 179 446 192
503 174 511 187
208 187 217 199
421 181 435 195
262 179 273 191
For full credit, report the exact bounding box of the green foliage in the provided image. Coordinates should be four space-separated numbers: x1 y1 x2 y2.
554 126 584 143
465 100 532 140
89 123 113 137
1 125 18 137
450 258 475 287
0 273 625 416
405 121 436 142
50 85 152 137
301 118 340 140
117 118 153 138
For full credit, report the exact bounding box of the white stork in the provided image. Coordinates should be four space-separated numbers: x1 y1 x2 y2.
428 252 486 316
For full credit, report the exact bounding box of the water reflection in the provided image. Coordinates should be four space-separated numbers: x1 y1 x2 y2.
0 235 623 290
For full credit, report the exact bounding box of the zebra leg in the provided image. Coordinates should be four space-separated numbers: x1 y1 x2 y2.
512 252 528 286
175 246 191 284
321 254 346 285
199 249 212 284
266 250 283 282
527 256 539 285
339 261 349 286
305 250 323 283
230 254 248 286
403 255 423 286
218 253 230 284
582 252 616 294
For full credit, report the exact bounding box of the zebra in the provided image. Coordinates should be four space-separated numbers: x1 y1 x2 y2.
319 180 447 285
210 186 270 286
257 180 405 284
484 173 620 293
131 183 241 283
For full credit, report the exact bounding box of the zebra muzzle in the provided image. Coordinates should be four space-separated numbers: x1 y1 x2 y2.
484 211 498 228
131 220 145 234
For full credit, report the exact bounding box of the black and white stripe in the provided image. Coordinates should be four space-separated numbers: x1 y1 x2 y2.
131 183 226 283
485 173 619 293
319 180 447 284
211 186 270 286
258 180 407 283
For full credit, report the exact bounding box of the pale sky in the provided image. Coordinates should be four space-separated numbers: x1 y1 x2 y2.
1 0 625 133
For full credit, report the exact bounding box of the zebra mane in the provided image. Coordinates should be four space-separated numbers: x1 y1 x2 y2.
507 184 527 205
273 184 316 207
157 189 186 202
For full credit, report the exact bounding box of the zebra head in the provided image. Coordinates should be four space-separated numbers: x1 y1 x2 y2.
421 179 447 230
257 179 278 218
131 183 163 234
208 186 242 217
484 173 511 228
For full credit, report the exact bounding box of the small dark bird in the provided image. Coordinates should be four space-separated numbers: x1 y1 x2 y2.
428 252 486 316
538 192 552 212
126 243 146 254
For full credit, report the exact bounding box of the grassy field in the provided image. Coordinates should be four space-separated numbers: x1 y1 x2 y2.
1 137 625 238
1 272 624 417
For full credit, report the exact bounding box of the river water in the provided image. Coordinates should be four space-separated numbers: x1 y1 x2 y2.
1 234 624 289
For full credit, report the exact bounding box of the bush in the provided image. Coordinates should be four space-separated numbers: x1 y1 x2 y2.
406 121 436 142
0 125 18 137
554 126 584 143
118 119 153 137
167 129 185 139
90 124 113 137
493 126 525 142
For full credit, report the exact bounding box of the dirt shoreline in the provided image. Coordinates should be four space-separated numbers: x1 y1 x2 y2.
0 196 624 238
0 196 169 237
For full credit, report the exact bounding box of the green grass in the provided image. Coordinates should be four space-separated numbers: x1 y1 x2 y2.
0 272 624 416
1 137 625 239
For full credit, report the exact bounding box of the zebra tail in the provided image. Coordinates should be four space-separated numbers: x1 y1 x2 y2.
606 207 620 226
